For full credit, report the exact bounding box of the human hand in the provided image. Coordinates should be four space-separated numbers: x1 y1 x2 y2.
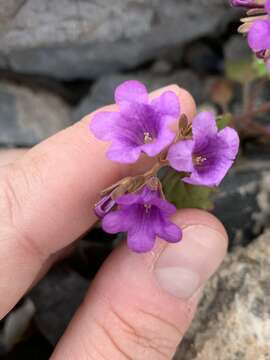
0 86 228 359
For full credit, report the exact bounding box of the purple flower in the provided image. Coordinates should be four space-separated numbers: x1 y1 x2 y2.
232 0 270 68
266 0 270 13
90 80 180 164
167 112 240 187
230 0 264 8
247 0 270 67
102 186 182 253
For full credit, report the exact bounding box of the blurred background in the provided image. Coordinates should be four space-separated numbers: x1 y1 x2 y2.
0 0 270 359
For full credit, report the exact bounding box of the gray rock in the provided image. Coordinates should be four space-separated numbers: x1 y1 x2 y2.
224 34 252 64
0 0 25 21
73 70 202 120
184 42 223 74
213 160 270 248
0 82 71 147
30 266 88 346
0 0 237 79
175 228 270 360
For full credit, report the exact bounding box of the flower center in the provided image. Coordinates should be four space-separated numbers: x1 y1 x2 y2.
143 132 153 144
144 204 152 213
193 155 207 166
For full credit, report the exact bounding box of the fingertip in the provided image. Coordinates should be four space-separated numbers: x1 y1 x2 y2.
178 87 197 120
149 84 196 121
154 209 228 301
173 208 228 250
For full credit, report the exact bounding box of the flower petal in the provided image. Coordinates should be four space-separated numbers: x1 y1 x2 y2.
192 111 218 141
183 127 239 187
182 173 213 186
120 102 159 136
248 20 270 51
119 102 175 157
151 91 181 118
150 198 177 217
183 157 232 186
127 226 156 253
117 187 163 206
115 80 148 105
139 186 159 202
217 127 240 160
102 210 130 234
107 143 141 164
167 140 194 172
141 128 175 157
117 193 141 206
266 0 270 15
90 111 121 141
122 203 156 253
156 220 182 243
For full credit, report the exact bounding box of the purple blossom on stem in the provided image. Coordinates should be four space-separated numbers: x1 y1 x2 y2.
167 112 240 187
102 186 182 253
248 4 270 48
232 0 270 68
247 0 270 68
90 80 180 164
230 0 264 8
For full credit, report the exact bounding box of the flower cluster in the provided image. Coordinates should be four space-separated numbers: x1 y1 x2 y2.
231 0 270 68
90 81 240 253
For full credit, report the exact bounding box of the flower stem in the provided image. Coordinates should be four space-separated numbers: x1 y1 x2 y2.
144 161 168 179
233 100 270 124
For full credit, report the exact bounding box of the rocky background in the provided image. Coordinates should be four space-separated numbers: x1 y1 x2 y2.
0 0 270 359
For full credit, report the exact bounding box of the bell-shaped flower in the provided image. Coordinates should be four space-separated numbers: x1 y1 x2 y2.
167 112 239 187
247 0 270 68
102 185 182 253
90 80 180 163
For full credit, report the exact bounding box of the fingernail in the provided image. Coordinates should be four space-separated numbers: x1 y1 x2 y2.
154 225 227 299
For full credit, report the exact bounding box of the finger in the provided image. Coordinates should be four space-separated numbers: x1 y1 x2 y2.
51 210 228 360
0 148 79 286
0 148 74 283
0 86 196 319
0 149 28 167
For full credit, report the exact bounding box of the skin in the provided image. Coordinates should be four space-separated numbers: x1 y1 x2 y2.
0 86 228 359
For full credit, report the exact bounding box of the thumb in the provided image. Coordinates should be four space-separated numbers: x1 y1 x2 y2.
51 209 227 360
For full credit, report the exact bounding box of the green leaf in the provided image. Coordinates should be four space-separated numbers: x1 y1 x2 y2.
162 169 215 210
216 113 232 130
252 57 270 79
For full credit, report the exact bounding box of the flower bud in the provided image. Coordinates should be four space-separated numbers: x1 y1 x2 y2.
94 195 115 219
230 0 265 8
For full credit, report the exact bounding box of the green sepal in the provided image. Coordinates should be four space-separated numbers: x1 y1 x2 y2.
162 168 216 210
